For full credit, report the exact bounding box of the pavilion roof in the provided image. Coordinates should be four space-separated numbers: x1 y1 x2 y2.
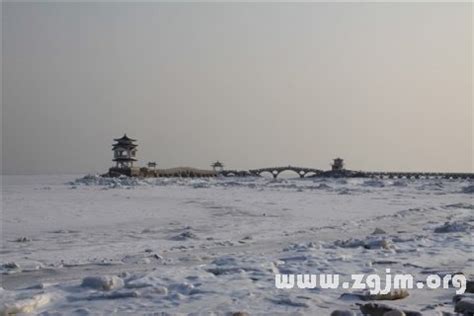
113 157 137 162
211 161 224 167
112 144 137 150
113 134 137 142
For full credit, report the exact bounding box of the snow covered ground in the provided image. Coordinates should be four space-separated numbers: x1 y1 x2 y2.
1 174 473 315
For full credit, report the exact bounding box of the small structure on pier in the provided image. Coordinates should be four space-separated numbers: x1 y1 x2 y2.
147 162 157 169
211 161 224 172
331 158 344 171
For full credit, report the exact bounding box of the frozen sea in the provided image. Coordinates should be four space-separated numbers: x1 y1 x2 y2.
1 174 473 315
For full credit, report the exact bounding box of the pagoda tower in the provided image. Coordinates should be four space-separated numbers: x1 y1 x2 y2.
112 134 137 168
211 161 224 172
331 158 344 171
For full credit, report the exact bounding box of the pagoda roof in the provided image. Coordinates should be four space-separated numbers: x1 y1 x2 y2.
112 144 137 149
113 157 137 162
113 134 136 142
211 161 224 167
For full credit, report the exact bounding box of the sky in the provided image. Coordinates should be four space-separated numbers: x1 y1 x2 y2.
2 2 472 174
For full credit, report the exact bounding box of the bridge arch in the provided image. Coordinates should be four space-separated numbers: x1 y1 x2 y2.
249 166 323 179
277 169 305 179
257 170 279 179
303 171 318 178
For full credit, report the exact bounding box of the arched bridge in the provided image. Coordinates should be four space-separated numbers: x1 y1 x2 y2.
248 166 323 179
218 168 474 180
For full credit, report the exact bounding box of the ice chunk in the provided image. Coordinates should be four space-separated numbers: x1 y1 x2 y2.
461 185 474 194
0 293 52 314
81 275 124 291
434 221 472 233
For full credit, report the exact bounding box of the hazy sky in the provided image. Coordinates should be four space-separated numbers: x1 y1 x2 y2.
2 2 472 174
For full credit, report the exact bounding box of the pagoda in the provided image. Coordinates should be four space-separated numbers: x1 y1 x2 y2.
112 134 137 168
331 158 344 171
211 161 224 172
